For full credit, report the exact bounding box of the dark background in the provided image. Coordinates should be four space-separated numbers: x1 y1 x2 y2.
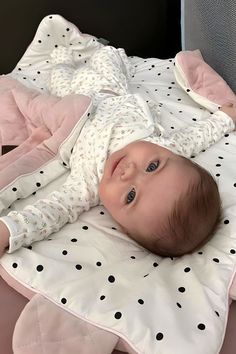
0 0 181 74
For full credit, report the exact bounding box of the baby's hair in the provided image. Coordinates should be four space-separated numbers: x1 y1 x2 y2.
137 158 222 257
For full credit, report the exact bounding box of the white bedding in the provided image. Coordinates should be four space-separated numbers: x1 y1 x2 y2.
1 15 236 354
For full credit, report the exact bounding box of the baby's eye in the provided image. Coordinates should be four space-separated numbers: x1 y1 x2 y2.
146 161 159 172
126 188 136 204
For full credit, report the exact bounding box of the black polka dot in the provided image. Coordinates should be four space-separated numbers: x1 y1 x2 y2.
114 312 122 319
61 298 67 304
178 287 185 293
82 225 88 230
216 164 221 167
28 246 32 250
66 27 70 31
230 249 236 254
111 227 117 230
96 261 102 266
100 211 105 215
198 251 203 255
138 299 144 304
224 219 229 224
153 262 158 267
38 40 42 43
213 258 219 263
130 256 136 259
176 302 182 308
36 265 44 272
100 295 105 300
12 187 17 192
75 264 82 270
12 263 18 268
37 71 41 74
71 238 77 242
216 173 220 177
184 267 191 272
156 332 164 341
198 323 206 330
62 250 68 255
215 311 220 317
32 192 36 195
39 170 44 174
36 182 41 187
108 275 115 283
186 89 190 92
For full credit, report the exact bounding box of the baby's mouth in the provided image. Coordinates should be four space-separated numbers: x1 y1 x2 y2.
111 156 124 177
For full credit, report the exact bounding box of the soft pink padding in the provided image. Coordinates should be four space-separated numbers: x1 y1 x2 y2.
175 50 236 106
0 276 28 354
12 294 119 354
0 76 91 189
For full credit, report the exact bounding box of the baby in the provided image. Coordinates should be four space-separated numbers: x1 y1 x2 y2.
0 103 235 258
0 46 236 258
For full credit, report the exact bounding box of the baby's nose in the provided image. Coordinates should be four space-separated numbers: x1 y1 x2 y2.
120 162 136 181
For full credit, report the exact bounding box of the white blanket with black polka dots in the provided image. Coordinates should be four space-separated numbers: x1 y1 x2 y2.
1 14 236 354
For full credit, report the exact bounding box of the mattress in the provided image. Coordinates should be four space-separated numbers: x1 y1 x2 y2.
0 14 236 354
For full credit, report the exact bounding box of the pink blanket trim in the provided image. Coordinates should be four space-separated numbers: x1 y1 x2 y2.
175 50 236 106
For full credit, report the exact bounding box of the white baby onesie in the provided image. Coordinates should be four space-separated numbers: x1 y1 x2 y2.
1 46 234 253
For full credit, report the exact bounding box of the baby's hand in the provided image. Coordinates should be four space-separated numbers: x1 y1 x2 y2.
219 103 236 128
0 221 10 258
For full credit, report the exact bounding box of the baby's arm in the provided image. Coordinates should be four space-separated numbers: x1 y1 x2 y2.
0 161 98 256
159 104 236 158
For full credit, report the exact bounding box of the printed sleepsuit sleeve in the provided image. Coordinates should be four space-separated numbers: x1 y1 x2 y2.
156 111 235 158
0 161 99 253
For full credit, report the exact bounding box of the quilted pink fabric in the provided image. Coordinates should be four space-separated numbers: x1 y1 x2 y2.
0 76 91 189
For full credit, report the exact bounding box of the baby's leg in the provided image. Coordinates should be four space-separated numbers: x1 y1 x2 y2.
49 45 135 100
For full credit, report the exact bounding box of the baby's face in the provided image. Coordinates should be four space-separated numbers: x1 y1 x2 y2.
99 141 197 240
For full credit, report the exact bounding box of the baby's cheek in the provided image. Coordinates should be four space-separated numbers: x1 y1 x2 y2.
98 180 106 202
98 179 113 206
